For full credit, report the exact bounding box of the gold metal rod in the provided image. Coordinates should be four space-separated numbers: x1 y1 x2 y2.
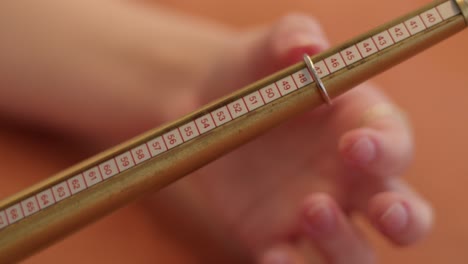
0 0 466 262
457 0 468 22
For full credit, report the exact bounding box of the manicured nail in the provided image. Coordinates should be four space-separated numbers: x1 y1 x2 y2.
346 136 376 165
304 202 335 236
263 250 291 264
380 203 409 234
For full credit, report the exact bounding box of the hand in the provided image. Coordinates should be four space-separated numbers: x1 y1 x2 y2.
183 15 433 264
0 1 433 262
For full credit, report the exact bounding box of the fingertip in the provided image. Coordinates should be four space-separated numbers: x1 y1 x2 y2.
269 14 330 66
368 192 434 246
339 118 413 178
233 13 329 83
339 128 378 167
260 245 306 264
301 194 338 238
300 193 376 264
261 249 292 264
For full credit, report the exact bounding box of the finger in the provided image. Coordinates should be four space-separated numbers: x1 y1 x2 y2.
205 14 329 102
366 180 434 245
245 13 329 79
260 244 307 264
337 87 413 178
300 193 376 264
267 14 329 68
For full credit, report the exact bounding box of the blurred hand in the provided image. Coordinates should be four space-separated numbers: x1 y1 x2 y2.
187 14 433 264
0 1 433 263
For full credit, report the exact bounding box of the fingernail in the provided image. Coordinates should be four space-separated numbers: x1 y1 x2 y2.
380 203 409 234
263 250 291 264
304 201 335 236
346 136 376 165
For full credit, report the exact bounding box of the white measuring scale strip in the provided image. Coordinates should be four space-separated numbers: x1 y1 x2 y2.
0 1 462 230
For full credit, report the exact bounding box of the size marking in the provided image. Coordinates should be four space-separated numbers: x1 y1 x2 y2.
437 1 460 19
324 53 346 73
244 91 265 111
292 68 313 88
68 174 87 194
313 60 330 78
276 76 298 96
52 182 71 202
99 159 119 179
83 167 103 187
1 1 460 231
340 45 363 65
0 211 7 229
373 31 394 50
212 106 232 126
405 16 426 35
131 144 152 164
357 38 379 58
147 136 168 157
179 121 200 142
227 99 248 119
20 197 39 217
115 152 135 172
420 8 443 28
260 84 281 103
6 204 24 224
195 114 216 134
389 23 411 43
163 129 184 149
36 189 55 209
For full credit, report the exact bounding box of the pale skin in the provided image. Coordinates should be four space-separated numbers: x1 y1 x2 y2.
0 0 433 263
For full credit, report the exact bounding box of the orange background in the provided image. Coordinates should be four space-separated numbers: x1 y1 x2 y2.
1 0 467 263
